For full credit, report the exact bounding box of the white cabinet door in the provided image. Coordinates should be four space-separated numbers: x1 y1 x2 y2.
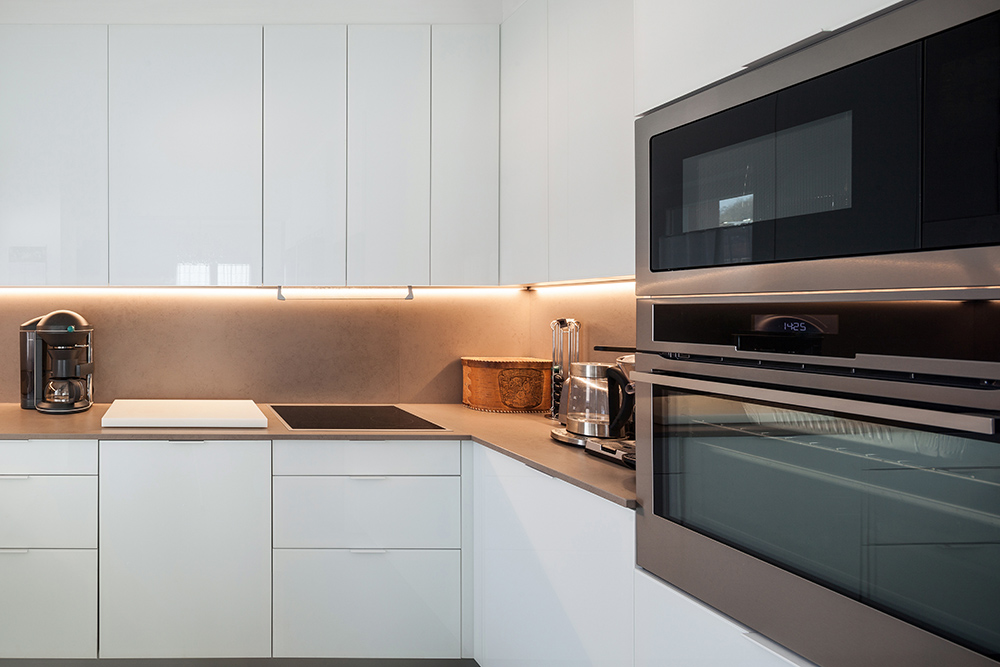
473 445 634 667
109 25 263 286
273 549 461 658
0 549 97 658
633 0 902 114
499 0 549 285
273 475 461 548
347 25 431 286
547 0 634 281
98 440 271 658
264 25 348 286
634 568 815 667
0 476 97 548
430 24 500 286
0 26 108 286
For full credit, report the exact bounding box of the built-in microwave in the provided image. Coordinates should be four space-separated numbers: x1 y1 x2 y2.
635 0 1000 298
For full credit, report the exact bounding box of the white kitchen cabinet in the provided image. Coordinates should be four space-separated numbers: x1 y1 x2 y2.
347 25 431 286
547 0 634 282
0 439 98 659
272 439 469 659
634 568 816 667
499 0 549 285
109 25 263 286
633 0 902 115
430 24 500 286
0 549 97 659
473 444 634 667
263 25 348 286
273 475 461 548
98 439 271 658
273 549 462 658
0 26 108 286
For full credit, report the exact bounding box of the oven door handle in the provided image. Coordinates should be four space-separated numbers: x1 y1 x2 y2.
631 371 996 435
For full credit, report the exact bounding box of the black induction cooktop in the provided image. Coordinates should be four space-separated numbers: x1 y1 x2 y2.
270 404 446 431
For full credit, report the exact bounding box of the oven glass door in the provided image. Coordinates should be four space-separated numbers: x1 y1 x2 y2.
651 382 1000 659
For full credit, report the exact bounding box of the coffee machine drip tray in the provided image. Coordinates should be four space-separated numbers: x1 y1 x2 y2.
270 404 447 431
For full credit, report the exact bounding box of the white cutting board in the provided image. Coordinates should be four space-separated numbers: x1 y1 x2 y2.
101 399 268 428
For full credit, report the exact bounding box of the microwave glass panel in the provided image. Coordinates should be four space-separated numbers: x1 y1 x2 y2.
651 386 1000 659
775 111 852 218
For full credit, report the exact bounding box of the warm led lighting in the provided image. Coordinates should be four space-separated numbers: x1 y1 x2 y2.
277 285 414 301
0 286 274 298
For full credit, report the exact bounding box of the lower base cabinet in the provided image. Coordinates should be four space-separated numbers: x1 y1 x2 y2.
98 439 271 659
0 549 97 658
634 568 814 667
273 548 462 658
473 444 635 667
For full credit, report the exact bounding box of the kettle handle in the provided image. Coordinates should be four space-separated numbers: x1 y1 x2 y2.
606 366 635 436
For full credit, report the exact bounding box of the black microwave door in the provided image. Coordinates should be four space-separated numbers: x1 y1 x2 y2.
772 44 922 261
648 95 777 271
922 12 1000 248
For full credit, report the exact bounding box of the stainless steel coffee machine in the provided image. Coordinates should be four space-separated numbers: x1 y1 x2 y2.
20 310 94 413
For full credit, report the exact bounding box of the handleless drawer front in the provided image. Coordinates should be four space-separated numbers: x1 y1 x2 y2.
0 548 97 658
0 440 97 475
273 439 460 476
273 548 461 658
273 475 461 548
0 475 97 548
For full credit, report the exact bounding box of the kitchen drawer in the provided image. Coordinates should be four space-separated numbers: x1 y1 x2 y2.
0 475 97 548
273 475 461 548
0 439 97 475
273 548 461 658
272 439 460 476
0 548 97 658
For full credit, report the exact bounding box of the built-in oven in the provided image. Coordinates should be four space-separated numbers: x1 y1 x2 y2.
635 0 1000 298
633 297 1000 667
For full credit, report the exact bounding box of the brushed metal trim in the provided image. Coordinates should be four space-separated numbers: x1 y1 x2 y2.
635 0 1000 299
632 371 994 434
634 353 1000 413
633 375 1000 667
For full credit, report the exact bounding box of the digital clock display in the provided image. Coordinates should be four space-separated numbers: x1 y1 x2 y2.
752 314 838 335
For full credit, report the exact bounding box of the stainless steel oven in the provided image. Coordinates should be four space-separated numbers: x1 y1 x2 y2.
633 297 1000 667
636 0 1000 298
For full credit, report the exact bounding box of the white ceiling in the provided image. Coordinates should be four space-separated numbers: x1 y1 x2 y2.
0 0 511 25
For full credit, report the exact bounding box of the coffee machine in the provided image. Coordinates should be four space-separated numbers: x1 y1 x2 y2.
20 310 94 413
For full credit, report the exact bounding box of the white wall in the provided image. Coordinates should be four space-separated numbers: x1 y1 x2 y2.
634 0 903 114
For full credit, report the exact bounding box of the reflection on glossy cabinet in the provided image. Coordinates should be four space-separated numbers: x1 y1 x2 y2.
347 25 431 286
499 0 549 285
431 24 500 286
264 25 348 286
109 25 263 286
98 439 271 658
473 445 634 667
0 26 108 285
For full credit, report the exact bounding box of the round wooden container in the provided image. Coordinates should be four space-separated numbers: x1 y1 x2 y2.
461 357 552 413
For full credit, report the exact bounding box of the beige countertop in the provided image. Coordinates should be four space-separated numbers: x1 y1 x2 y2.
0 402 637 509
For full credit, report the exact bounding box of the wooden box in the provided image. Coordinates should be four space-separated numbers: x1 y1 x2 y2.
461 357 552 413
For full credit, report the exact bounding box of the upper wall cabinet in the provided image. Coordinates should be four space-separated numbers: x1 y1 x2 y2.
633 0 901 115
547 0 634 281
263 25 348 287
347 25 431 287
0 26 109 286
500 0 634 284
499 0 549 285
431 25 500 286
109 26 263 286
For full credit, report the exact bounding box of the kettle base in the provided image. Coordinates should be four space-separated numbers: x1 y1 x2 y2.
550 427 589 447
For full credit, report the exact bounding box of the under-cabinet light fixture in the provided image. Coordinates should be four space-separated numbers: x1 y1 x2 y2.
276 285 414 301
